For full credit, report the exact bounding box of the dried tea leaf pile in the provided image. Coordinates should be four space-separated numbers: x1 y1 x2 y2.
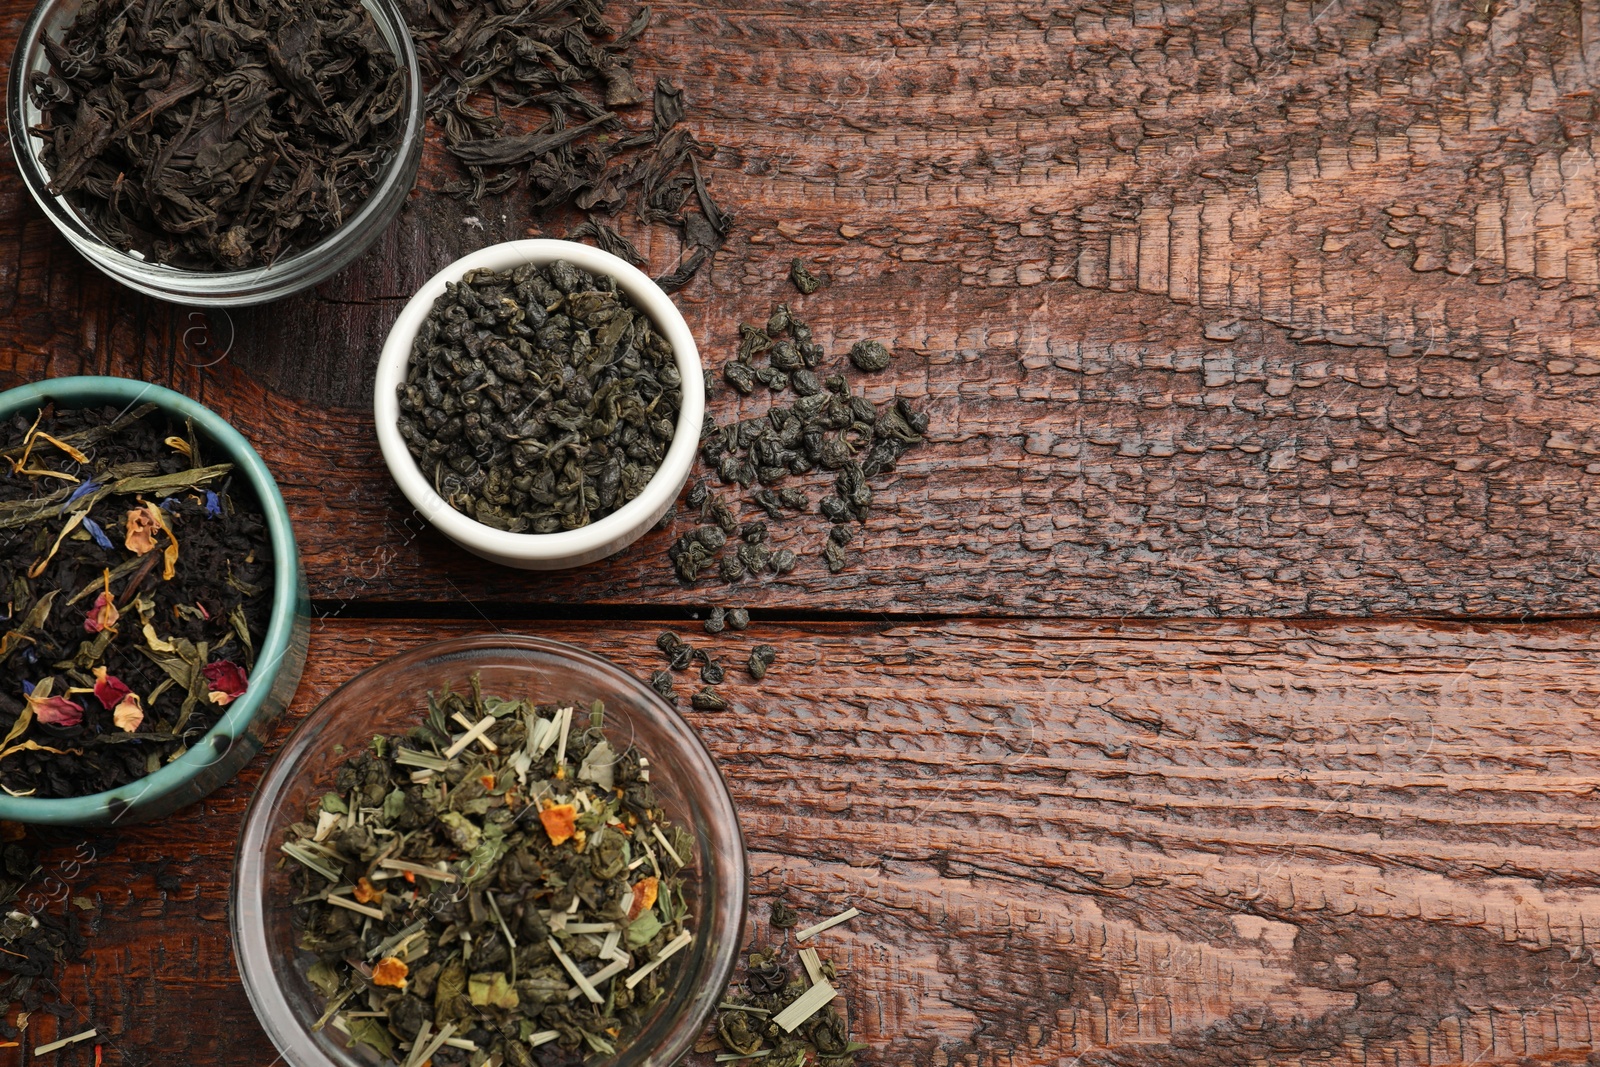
29 0 405 270
648 623 775 712
407 0 731 292
668 267 929 586
0 404 273 798
0 833 90 1052
397 260 682 533
284 680 695 1067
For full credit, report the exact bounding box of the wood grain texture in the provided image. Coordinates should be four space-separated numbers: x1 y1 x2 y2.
1 1 1600 616
14 616 1600 1067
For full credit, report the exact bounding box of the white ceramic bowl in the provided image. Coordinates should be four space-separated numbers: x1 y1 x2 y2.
374 239 705 569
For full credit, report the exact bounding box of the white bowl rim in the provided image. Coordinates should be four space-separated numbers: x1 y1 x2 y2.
374 239 705 564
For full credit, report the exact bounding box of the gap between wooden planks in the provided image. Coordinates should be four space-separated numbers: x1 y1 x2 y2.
19 616 1600 1067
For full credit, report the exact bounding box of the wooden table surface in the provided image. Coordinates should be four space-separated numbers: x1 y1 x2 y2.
5 2 1600 1066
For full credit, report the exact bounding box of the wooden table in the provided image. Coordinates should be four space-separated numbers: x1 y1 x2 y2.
5 2 1600 1065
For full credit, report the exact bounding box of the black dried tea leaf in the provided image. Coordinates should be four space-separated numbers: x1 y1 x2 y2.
651 669 677 703
699 658 725 685
829 525 855 547
30 0 404 270
770 901 798 927
411 0 730 291
689 687 726 711
752 489 784 520
740 522 767 545
819 496 852 524
0 404 273 798
284 681 696 1067
747 645 776 682
791 369 823 397
717 554 746 583
724 362 758 396
727 609 750 632
823 540 849 573
656 631 684 655
703 607 726 635
770 548 797 575
396 261 681 534
686 479 709 511
848 340 894 372
790 258 825 295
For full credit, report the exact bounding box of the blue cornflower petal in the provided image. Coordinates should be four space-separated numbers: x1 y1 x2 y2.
160 497 180 511
21 679 33 696
22 648 36 664
60 480 101 513
82 515 114 551
204 490 222 518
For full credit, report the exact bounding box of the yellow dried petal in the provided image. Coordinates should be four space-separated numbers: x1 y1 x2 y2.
112 694 144 732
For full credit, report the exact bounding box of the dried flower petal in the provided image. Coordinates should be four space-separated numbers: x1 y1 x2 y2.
111 693 143 732
91 667 128 710
26 689 83 728
353 877 383 905
628 876 659 921
539 802 578 846
84 592 119 634
123 506 160 554
203 660 248 706
371 956 408 989
81 516 114 551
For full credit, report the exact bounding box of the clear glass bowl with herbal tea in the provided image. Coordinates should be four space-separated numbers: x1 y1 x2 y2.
0 376 308 827
5 0 423 306
232 635 746 1067
374 240 706 571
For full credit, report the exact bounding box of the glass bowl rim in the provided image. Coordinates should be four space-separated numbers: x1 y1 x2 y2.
4 0 424 292
230 632 749 1067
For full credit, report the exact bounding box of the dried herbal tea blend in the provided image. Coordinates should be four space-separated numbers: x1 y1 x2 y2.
407 0 731 292
28 0 405 271
284 680 695 1067
397 260 682 533
0 404 273 798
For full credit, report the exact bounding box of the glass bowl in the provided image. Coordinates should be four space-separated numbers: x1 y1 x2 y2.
231 634 747 1067
5 0 424 307
0 376 310 826
373 240 706 570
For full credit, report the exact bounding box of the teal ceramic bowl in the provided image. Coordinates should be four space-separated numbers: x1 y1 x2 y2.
0 376 309 826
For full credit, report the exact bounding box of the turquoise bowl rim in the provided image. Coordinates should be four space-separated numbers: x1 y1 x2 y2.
0 376 301 824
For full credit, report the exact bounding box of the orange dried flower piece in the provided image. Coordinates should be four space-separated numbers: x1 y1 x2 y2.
628 876 659 921
539 801 578 846
123 506 160 555
353 877 383 905
479 774 495 790
371 956 408 989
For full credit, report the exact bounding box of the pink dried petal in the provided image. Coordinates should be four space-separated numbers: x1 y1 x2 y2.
27 692 83 728
84 591 120 634
92 667 132 711
203 660 248 705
